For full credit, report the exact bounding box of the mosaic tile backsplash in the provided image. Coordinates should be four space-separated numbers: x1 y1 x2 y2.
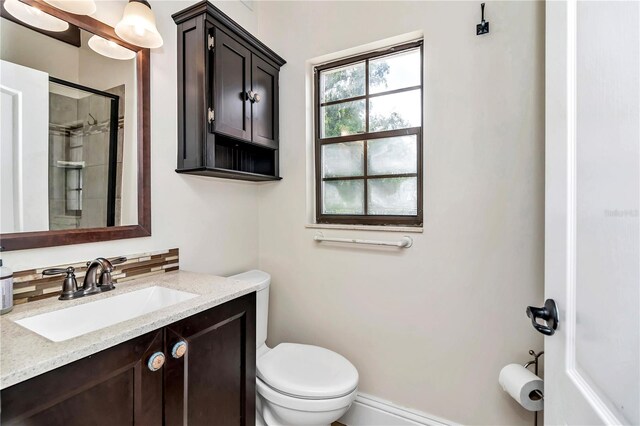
12 248 179 305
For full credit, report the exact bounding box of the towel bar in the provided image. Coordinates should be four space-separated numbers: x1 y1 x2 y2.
313 232 413 248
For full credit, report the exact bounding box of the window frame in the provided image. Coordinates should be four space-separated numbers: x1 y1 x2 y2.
314 40 424 226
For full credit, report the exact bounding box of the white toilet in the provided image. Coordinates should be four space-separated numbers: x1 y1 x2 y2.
229 270 359 426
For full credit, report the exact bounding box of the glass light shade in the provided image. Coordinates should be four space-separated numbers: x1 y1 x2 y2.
115 0 163 49
88 35 136 60
43 0 96 15
3 0 69 32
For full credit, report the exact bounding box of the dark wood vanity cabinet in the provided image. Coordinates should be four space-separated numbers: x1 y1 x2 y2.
1 293 256 426
173 1 285 181
165 295 256 425
1 330 164 426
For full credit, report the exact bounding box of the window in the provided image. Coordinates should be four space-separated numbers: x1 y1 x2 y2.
315 41 423 226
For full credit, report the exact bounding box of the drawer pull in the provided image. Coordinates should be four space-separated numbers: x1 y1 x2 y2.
171 341 187 358
147 352 166 371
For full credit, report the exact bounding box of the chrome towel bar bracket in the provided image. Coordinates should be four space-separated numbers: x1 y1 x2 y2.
313 232 413 248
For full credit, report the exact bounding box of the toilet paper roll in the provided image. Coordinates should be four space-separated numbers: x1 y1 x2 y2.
498 363 544 412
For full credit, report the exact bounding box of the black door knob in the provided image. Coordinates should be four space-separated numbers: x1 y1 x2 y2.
526 299 559 336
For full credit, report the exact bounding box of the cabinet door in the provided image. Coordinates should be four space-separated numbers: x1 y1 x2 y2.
213 28 252 142
164 293 256 426
251 55 279 149
0 331 164 426
177 16 207 170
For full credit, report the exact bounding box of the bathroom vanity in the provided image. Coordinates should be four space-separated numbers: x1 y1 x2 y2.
0 271 257 426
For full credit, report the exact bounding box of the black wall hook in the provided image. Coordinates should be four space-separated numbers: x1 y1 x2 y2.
477 3 490 35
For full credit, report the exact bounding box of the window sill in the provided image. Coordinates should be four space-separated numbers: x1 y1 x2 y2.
305 223 423 233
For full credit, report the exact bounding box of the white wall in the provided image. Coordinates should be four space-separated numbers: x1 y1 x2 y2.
254 1 545 425
2 0 263 276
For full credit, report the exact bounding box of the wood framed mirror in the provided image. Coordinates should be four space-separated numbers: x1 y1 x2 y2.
0 0 150 251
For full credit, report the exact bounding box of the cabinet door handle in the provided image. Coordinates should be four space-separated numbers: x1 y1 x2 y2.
171 341 188 358
147 352 166 371
246 91 261 103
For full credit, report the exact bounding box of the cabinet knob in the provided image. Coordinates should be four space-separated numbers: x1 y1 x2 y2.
246 91 261 103
171 341 188 359
147 352 166 371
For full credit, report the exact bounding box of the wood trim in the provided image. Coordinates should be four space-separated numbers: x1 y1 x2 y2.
314 42 424 227
323 173 418 182
1 0 151 251
317 215 423 227
314 40 423 72
319 85 422 108
319 127 421 145
175 167 282 182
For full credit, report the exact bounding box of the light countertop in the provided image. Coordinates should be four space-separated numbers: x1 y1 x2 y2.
0 271 258 389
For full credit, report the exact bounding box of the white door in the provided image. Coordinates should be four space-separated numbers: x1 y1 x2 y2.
0 60 49 233
544 1 639 425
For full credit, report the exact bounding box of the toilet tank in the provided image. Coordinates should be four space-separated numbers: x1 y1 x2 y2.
228 270 270 350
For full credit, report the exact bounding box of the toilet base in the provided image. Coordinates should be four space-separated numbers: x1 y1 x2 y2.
256 380 356 426
260 402 350 426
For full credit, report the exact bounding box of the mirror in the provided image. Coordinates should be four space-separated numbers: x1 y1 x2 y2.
0 0 150 250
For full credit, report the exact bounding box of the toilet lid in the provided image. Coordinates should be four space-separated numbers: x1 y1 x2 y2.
257 343 359 399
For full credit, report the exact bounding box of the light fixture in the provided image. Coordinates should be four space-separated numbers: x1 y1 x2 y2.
88 34 136 60
43 0 96 16
3 0 69 32
115 0 163 49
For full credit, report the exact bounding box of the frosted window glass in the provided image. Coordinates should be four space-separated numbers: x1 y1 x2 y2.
369 89 421 132
369 48 421 94
320 62 365 103
367 135 417 175
368 177 417 215
322 142 364 178
321 100 365 138
323 180 364 214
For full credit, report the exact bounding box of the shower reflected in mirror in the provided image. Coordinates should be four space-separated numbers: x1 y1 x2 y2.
48 78 123 230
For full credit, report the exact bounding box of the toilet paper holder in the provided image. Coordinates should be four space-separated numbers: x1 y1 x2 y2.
524 350 544 426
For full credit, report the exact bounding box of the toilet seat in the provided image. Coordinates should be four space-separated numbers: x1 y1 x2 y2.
257 378 358 412
257 343 359 400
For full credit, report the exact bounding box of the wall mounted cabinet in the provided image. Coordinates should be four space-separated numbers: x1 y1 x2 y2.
173 1 285 181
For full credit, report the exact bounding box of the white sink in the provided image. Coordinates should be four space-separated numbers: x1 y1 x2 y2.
14 286 198 342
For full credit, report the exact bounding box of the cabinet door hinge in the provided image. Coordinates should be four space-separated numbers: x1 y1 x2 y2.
208 35 215 50
208 108 215 123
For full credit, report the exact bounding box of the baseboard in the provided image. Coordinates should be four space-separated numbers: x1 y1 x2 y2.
339 393 459 426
